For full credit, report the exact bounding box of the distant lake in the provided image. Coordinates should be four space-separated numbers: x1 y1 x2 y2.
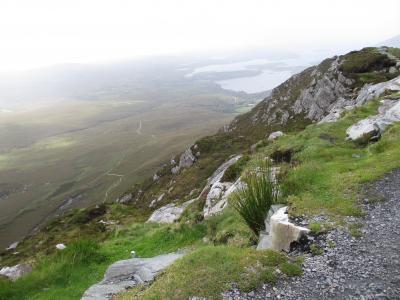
186 59 271 76
186 51 334 93
217 70 293 93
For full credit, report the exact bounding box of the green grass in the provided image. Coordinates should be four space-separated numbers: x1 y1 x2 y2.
256 100 400 217
118 246 287 300
349 222 363 238
204 208 255 247
3 87 400 299
338 47 397 87
310 244 324 256
0 223 207 300
280 261 303 276
388 47 400 59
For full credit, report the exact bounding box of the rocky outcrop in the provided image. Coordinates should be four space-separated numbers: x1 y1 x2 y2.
170 146 198 174
81 252 184 300
0 263 32 281
203 178 244 219
147 198 196 223
347 99 400 143
320 75 400 124
179 148 196 169
257 206 309 252
116 193 133 204
226 49 399 137
149 193 165 208
267 131 284 141
5 242 18 251
355 75 400 107
202 155 243 218
292 60 353 121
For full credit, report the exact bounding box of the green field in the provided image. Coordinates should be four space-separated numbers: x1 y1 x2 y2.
0 62 261 249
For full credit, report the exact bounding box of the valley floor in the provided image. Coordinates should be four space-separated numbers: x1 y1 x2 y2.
229 169 400 299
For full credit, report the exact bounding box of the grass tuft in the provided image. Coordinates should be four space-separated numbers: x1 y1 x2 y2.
231 160 278 236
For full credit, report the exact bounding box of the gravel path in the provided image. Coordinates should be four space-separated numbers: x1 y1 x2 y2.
225 169 400 300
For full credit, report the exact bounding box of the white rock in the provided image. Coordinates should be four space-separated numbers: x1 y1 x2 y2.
153 173 159 181
116 193 132 204
98 220 118 225
267 131 284 141
0 264 32 281
130 250 136 258
346 119 381 142
6 242 19 251
268 206 309 252
147 199 196 223
82 252 184 300
179 148 196 169
347 100 400 142
56 243 66 250
201 155 243 218
171 166 180 175
355 75 400 106
149 193 165 208
389 66 397 74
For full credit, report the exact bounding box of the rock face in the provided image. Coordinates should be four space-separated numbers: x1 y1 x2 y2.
226 49 399 135
292 60 352 121
347 99 400 143
6 241 18 251
147 198 196 223
116 193 133 204
170 147 197 174
203 178 244 219
179 148 196 169
81 252 184 300
355 75 400 107
257 206 309 252
0 263 32 281
149 193 165 208
202 155 243 218
267 131 284 141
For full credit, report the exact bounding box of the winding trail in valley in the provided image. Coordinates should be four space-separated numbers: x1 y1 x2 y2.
102 152 127 203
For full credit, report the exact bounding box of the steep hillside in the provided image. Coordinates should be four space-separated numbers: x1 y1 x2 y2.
228 47 399 139
1 47 400 300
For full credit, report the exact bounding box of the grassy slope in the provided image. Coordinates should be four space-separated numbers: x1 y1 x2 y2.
119 97 400 299
1 48 400 299
0 94 238 249
262 99 400 217
1 96 399 300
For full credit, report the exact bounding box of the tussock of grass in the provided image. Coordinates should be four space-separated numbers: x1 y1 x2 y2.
231 160 278 236
280 261 303 276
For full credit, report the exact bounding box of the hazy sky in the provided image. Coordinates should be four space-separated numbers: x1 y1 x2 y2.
0 0 399 71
